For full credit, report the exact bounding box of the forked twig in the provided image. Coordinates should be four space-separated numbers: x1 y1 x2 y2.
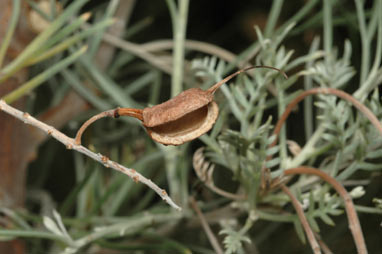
283 166 367 254
190 197 224 254
280 184 321 254
0 100 181 211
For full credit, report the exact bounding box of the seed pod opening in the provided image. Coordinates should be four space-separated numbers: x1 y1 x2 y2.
146 101 218 145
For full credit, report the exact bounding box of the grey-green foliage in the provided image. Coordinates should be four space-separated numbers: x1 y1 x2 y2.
314 89 382 180
219 227 251 254
302 40 355 88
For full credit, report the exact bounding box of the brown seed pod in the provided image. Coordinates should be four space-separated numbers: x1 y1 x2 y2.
75 66 287 146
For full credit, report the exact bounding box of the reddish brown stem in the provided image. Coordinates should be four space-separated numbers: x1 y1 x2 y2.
262 87 382 188
74 108 143 145
280 184 321 254
314 232 333 254
115 107 143 121
207 65 288 94
271 87 382 148
284 166 367 254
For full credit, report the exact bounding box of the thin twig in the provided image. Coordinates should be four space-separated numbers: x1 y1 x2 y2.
280 184 321 254
74 109 115 145
314 232 333 254
141 39 237 63
207 66 287 94
189 197 224 254
0 100 181 211
283 166 367 254
74 107 143 145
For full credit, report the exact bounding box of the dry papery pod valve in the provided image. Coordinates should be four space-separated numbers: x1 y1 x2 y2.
75 66 287 146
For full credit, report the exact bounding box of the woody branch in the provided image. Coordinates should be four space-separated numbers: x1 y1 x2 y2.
0 100 181 211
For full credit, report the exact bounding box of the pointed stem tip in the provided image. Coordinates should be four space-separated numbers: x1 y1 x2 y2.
207 65 287 94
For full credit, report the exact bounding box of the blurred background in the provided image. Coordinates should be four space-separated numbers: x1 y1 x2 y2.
0 0 381 253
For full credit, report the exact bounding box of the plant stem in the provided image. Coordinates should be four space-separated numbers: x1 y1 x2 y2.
289 124 325 168
170 0 189 96
284 167 367 254
271 88 382 148
0 229 69 243
276 79 288 168
162 0 190 207
304 37 320 140
280 184 321 254
354 0 382 100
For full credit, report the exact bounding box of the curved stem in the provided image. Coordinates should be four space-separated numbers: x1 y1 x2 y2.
280 184 321 254
74 108 143 145
141 39 236 63
283 166 367 254
207 66 288 95
208 183 246 201
271 88 382 148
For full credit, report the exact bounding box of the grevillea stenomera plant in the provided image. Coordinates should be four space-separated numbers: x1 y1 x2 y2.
189 22 382 253
1 1 382 254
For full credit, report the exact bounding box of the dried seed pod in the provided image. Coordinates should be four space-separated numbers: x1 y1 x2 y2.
75 66 286 146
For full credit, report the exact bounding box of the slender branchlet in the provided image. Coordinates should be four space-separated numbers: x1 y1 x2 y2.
75 108 143 145
207 65 288 94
